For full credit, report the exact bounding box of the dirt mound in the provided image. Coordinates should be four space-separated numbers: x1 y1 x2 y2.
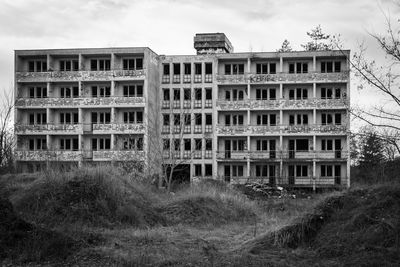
242 184 400 265
0 198 77 262
13 168 166 227
161 196 256 225
243 194 346 253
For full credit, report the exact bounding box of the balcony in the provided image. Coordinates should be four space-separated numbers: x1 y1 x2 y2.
15 96 145 108
216 151 248 160
216 98 348 111
248 151 279 160
15 69 146 83
216 71 350 84
14 150 82 161
15 124 82 134
91 123 145 134
92 150 145 161
215 125 281 135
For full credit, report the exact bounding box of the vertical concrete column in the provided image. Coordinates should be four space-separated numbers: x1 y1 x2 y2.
111 53 115 70
313 109 317 125
247 110 251 126
111 107 116 124
111 134 115 150
46 108 50 124
279 135 283 182
313 55 316 72
78 81 82 97
279 56 283 72
279 110 283 125
280 83 283 98
313 82 316 98
78 54 83 70
212 59 218 179
247 58 251 73
47 54 51 71
111 80 115 97
247 135 251 178
46 134 51 150
201 61 205 84
47 82 51 98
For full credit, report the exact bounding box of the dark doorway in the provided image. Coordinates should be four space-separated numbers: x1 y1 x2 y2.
163 164 190 189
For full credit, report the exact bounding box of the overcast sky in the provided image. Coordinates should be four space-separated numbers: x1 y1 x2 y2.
1 0 399 124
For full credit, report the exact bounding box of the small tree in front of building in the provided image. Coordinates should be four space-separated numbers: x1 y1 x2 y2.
277 39 293 52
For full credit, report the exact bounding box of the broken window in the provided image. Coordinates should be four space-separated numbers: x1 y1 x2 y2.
195 63 202 74
173 63 180 74
163 89 170 101
194 164 202 176
205 63 212 74
205 164 212 176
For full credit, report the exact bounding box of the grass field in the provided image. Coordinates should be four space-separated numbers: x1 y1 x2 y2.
1 166 399 266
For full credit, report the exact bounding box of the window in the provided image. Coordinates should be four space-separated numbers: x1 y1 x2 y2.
60 112 78 124
163 89 170 101
174 114 181 126
335 88 341 99
225 114 244 126
295 165 308 177
122 85 143 97
91 112 111 124
195 88 202 101
173 89 180 100
256 63 276 74
194 164 202 176
163 114 170 126
321 139 333 151
184 139 191 151
194 63 202 75
289 114 308 125
205 164 212 176
195 139 202 150
289 62 308 73
91 86 111 97
289 88 308 100
174 139 180 151
173 63 180 74
163 64 170 75
90 59 111 71
205 114 212 125
59 60 79 71
205 88 212 100
163 139 170 150
184 63 191 75
195 113 202 125
29 87 47 98
29 138 47 150
296 139 309 151
256 140 269 151
29 112 46 125
321 88 333 99
122 58 142 70
28 60 47 72
225 64 244 75
322 113 341 125
321 61 341 73
257 115 268 125
321 165 333 177
91 138 111 150
226 89 245 101
232 165 244 177
60 138 79 150
205 63 212 74
205 139 212 150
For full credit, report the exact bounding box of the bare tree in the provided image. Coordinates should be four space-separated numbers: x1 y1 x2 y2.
0 89 15 173
147 89 201 192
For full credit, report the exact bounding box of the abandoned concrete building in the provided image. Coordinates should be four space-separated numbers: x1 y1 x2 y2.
14 33 350 188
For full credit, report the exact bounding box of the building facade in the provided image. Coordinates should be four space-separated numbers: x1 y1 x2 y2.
14 33 350 188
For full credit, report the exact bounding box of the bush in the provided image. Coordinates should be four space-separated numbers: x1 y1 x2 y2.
13 166 165 227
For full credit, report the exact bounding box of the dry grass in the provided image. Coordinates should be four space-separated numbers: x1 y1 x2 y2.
5 169 398 266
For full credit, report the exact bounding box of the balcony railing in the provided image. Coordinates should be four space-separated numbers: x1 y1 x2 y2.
216 71 350 84
91 123 145 134
15 96 145 108
215 150 348 160
15 123 82 134
229 175 346 186
92 150 145 161
14 150 83 161
16 69 146 82
216 124 348 135
216 98 348 110
216 151 248 160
